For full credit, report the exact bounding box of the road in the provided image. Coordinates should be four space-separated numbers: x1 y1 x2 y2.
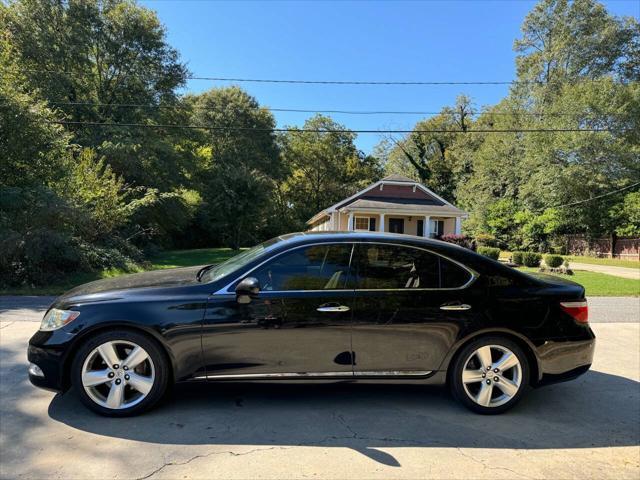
0 297 638 479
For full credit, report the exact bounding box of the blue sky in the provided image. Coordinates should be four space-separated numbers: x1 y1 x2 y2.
141 0 639 153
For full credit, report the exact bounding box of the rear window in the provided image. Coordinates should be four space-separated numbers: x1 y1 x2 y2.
440 257 473 288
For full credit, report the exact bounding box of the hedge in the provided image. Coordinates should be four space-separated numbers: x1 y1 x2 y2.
522 252 542 267
544 254 563 268
477 246 500 260
512 251 524 265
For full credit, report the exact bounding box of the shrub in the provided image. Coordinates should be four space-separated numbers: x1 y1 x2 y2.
522 252 542 267
477 246 500 260
512 251 524 265
440 234 474 250
544 254 563 268
475 233 498 247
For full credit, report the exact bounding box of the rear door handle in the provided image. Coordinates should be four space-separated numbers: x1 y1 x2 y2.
317 305 350 313
440 303 472 311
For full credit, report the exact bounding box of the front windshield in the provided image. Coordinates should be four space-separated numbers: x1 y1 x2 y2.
200 235 297 284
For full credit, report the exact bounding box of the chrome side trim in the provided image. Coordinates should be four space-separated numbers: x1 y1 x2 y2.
193 370 433 381
354 370 432 377
213 241 478 295
193 372 353 380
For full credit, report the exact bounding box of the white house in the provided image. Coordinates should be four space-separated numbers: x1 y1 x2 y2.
307 174 467 237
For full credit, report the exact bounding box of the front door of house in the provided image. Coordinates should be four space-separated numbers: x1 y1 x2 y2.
388 218 404 234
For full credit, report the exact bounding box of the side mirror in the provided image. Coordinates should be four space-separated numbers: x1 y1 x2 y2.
235 277 260 304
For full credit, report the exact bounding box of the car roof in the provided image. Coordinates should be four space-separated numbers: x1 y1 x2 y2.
272 231 465 251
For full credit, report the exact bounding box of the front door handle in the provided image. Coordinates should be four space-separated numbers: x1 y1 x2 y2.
440 303 472 311
317 305 350 313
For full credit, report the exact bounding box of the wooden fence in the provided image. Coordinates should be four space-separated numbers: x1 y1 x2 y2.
565 234 640 260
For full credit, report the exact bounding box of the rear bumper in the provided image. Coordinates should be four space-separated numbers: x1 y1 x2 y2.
534 335 595 386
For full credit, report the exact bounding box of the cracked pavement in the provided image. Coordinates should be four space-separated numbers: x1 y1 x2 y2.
1 301 639 479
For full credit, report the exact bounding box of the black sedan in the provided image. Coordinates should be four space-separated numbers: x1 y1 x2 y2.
28 232 595 416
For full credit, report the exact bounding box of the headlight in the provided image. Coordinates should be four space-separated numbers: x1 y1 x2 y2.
40 309 80 331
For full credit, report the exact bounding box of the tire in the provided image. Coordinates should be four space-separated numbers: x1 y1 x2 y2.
71 329 170 417
450 336 529 414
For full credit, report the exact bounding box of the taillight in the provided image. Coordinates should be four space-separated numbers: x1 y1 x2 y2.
560 300 589 324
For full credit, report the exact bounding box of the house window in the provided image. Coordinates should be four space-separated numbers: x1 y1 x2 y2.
354 216 371 231
429 220 445 238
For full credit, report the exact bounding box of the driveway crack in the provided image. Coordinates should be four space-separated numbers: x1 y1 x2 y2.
135 446 294 480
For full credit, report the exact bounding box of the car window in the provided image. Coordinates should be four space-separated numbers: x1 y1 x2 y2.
440 257 473 288
355 244 440 289
252 244 354 291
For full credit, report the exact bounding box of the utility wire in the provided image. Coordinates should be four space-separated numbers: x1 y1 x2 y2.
44 120 625 133
16 69 623 86
23 101 625 117
549 182 640 210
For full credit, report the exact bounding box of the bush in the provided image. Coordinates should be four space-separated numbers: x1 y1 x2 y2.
440 234 474 250
475 233 498 247
512 251 524 265
544 254 563 268
477 246 500 260
522 252 542 267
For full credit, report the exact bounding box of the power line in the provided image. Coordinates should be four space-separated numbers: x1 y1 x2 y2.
45 120 625 134
27 101 625 117
549 182 640 210
16 69 623 86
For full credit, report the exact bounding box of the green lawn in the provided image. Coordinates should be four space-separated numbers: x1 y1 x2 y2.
518 267 639 297
1 248 241 296
500 251 639 269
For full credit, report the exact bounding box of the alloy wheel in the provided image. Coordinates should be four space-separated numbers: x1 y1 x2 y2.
461 344 522 408
81 340 155 410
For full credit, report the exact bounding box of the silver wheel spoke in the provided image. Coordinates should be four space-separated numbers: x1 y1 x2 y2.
495 352 518 372
128 372 153 395
496 377 519 397
476 382 493 407
123 346 149 370
106 382 125 409
97 342 120 367
82 340 156 410
475 346 493 370
82 369 112 387
462 369 485 384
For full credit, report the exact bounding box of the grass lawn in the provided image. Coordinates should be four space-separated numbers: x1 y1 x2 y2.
1 248 242 296
500 251 639 269
519 267 640 297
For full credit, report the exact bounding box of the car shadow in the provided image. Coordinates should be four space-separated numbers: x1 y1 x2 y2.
47 369 639 466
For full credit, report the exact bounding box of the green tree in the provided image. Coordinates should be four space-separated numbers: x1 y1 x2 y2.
189 87 283 249
281 115 382 226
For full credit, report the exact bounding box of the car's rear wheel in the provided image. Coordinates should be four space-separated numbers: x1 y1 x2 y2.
71 330 169 416
450 336 529 414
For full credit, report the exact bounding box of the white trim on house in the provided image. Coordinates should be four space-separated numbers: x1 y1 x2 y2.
307 177 466 226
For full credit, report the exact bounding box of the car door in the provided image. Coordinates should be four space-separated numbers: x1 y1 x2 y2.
201 243 356 378
350 242 479 375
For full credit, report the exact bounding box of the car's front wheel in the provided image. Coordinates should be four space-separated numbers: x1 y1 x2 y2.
71 329 170 416
450 336 529 414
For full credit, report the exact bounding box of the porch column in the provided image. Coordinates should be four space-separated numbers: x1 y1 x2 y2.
455 217 462 235
424 215 430 237
379 213 385 232
348 212 354 231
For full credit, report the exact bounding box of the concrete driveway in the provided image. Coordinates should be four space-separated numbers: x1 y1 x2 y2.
0 297 638 479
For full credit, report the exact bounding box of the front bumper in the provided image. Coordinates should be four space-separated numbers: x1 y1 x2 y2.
28 333 71 392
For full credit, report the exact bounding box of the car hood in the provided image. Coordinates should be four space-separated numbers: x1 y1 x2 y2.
56 266 204 305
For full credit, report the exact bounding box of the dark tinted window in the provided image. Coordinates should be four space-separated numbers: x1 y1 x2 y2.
440 257 472 288
355 244 439 289
252 244 353 291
